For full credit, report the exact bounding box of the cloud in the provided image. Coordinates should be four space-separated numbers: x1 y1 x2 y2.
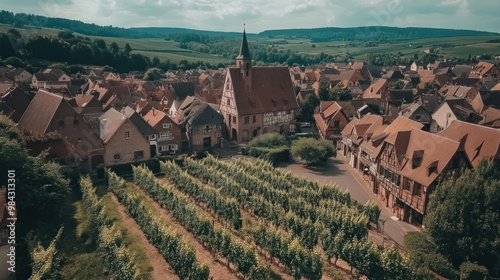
2 0 499 33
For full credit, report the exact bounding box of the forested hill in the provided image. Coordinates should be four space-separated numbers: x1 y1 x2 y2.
130 27 251 38
0 10 150 38
259 26 499 42
0 9 498 40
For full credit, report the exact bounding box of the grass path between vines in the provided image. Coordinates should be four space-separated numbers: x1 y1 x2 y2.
109 194 180 280
128 183 239 280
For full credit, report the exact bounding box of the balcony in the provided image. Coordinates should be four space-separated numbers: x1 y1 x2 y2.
400 190 424 214
377 175 425 214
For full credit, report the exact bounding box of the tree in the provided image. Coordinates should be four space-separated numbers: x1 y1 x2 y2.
144 67 164 81
124 43 132 55
291 138 336 165
296 94 320 123
109 42 119 55
0 115 69 279
329 87 352 101
424 80 440 91
318 80 331 101
425 159 500 276
382 246 413 280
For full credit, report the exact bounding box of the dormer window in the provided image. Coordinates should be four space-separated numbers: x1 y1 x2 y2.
427 160 439 176
412 150 424 169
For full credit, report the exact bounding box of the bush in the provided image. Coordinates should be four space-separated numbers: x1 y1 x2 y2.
97 158 161 177
248 146 290 164
249 132 287 148
291 138 336 165
460 262 488 280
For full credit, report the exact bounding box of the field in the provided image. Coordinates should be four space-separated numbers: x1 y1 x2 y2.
2 23 499 65
265 36 500 60
73 154 414 280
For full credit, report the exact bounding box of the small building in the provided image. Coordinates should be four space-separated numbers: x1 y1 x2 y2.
430 97 483 132
470 62 500 81
88 108 151 165
143 109 181 155
175 97 223 151
314 101 349 148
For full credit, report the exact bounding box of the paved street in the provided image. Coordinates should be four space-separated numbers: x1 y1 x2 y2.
276 154 420 246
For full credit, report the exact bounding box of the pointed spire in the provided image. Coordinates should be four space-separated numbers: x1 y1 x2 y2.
237 25 251 60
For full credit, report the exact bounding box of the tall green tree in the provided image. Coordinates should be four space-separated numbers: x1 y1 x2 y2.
144 67 164 81
425 159 500 276
124 43 132 55
291 138 336 165
296 94 320 123
0 115 70 279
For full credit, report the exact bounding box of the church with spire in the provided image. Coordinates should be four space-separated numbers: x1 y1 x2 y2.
220 27 299 142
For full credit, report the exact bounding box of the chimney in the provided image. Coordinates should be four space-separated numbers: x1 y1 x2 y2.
153 108 156 116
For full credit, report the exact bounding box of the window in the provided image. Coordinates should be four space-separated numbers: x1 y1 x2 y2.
412 158 422 168
415 115 422 121
125 131 130 139
113 154 121 160
149 134 156 140
160 145 167 151
166 132 172 140
403 178 411 191
253 115 256 123
232 116 236 123
134 151 144 159
243 116 249 125
226 98 231 106
334 120 340 127
193 126 199 134
428 166 437 175
160 132 168 138
413 183 422 196
169 144 178 151
163 123 172 129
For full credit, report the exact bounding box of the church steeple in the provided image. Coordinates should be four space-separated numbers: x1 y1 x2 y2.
236 25 252 91
237 27 251 60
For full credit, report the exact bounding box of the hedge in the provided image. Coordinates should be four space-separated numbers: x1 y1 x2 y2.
97 158 161 177
248 146 290 164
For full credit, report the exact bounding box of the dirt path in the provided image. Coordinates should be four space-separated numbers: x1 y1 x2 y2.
130 184 239 280
109 195 179 280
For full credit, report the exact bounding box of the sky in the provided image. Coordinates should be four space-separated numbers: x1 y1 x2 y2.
3 0 500 33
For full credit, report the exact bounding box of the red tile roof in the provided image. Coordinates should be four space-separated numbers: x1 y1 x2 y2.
439 120 500 167
228 66 298 115
399 130 460 186
472 62 497 76
18 90 70 134
363 78 389 100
